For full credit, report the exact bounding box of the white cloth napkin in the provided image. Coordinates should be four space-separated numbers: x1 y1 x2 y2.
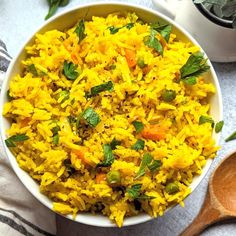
0 39 56 236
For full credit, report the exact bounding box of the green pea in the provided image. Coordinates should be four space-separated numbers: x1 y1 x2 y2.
57 90 69 103
137 58 147 69
165 182 179 194
106 170 121 186
161 89 176 102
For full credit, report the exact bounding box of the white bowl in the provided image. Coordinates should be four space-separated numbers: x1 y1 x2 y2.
0 1 223 227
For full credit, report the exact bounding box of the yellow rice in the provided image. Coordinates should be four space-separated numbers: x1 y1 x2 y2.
3 13 218 227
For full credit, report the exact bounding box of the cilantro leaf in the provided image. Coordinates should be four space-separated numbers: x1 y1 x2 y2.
127 184 142 199
110 138 121 150
144 29 163 56
132 139 145 151
59 0 70 7
108 23 134 34
45 0 60 20
51 123 60 145
74 19 86 43
148 160 162 173
64 159 76 176
52 134 59 145
108 26 120 34
45 0 70 20
151 23 172 42
85 81 113 98
215 121 224 133
5 134 29 147
180 52 210 85
127 184 155 200
28 64 38 77
82 107 101 128
225 131 236 142
135 153 153 179
97 144 114 167
132 121 144 133
126 23 134 29
63 61 79 80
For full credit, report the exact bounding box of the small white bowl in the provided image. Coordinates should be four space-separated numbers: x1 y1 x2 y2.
0 1 223 227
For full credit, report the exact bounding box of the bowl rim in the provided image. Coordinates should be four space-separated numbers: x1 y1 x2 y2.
0 1 223 227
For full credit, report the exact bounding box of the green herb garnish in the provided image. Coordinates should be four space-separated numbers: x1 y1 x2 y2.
180 52 210 85
151 23 172 42
52 134 59 145
144 29 163 56
199 115 214 127
110 138 121 150
135 153 153 179
108 26 120 34
7 90 13 101
126 23 134 29
28 64 38 77
108 23 134 34
85 81 113 98
63 61 79 80
5 134 29 147
132 139 145 151
225 131 236 142
45 0 70 20
74 19 86 43
132 121 144 133
81 107 101 128
64 159 76 176
127 184 142 199
51 124 60 145
148 160 162 173
135 153 162 179
215 120 224 133
59 0 69 6
127 184 155 200
68 115 77 124
97 144 114 167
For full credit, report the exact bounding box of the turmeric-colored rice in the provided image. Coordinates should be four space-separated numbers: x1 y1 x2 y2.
3 13 218 227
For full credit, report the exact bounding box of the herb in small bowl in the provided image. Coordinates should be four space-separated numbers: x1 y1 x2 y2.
45 0 70 20
194 0 236 28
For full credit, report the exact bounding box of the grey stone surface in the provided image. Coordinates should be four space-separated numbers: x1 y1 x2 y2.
1 1 236 235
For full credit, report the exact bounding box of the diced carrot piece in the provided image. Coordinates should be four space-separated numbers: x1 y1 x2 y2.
141 124 167 141
72 149 89 165
96 173 106 184
71 53 78 64
21 118 31 127
142 66 151 75
125 48 136 68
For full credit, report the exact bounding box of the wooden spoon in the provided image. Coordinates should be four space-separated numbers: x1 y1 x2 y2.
181 151 236 236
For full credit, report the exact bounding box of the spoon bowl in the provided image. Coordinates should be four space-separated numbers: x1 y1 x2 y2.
181 151 236 236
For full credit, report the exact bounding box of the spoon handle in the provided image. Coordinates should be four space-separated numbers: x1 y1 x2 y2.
181 190 224 236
